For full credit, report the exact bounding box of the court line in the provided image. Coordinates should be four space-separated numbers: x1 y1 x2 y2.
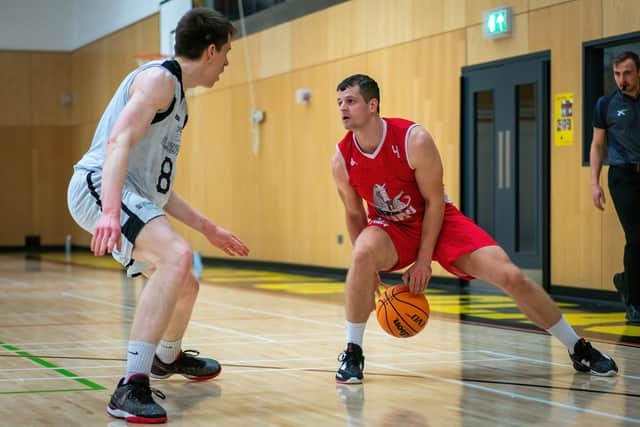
366 361 640 424
61 292 275 343
0 340 106 393
0 375 119 383
2 338 128 347
0 364 123 372
0 357 512 376
0 310 125 320
481 349 640 381
198 300 388 336
0 388 103 395
188 321 275 343
0 278 31 287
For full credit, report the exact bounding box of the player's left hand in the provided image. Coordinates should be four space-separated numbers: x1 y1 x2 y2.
206 226 250 257
402 262 432 295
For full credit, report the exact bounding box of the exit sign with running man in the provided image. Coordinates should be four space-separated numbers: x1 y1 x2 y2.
483 7 513 39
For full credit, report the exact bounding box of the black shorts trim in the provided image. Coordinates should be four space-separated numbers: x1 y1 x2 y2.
85 170 152 245
86 171 102 209
121 204 146 244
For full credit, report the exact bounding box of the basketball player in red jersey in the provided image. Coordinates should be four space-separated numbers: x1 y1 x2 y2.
332 74 618 383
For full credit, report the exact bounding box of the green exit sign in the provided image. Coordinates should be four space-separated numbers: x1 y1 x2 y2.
483 7 512 39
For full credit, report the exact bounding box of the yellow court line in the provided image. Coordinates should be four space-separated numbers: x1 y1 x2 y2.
586 325 640 336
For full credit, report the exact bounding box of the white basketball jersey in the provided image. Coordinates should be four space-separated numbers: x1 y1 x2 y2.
74 59 188 208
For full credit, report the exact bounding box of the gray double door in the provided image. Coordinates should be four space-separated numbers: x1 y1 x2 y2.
461 52 550 289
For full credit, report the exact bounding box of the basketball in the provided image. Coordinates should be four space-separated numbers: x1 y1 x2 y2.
376 285 430 338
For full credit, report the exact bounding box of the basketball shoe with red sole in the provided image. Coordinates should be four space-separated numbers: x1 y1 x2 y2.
107 374 167 424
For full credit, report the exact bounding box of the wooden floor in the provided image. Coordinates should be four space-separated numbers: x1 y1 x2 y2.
1 254 639 426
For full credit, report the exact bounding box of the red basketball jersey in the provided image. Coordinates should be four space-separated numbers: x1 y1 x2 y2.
336 118 425 224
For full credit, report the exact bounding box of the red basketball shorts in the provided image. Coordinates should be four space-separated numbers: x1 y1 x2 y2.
367 203 497 279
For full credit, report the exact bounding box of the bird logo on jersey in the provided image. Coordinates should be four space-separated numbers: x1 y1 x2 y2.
372 183 416 221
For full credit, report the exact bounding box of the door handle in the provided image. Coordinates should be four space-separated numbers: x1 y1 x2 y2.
498 130 504 189
505 129 511 189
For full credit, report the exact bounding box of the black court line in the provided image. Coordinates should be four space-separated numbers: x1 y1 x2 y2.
1 354 634 398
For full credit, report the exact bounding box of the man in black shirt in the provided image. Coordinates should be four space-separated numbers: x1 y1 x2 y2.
590 50 640 324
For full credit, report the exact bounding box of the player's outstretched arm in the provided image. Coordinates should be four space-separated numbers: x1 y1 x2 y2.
331 152 367 245
91 68 175 256
164 191 249 257
402 126 445 294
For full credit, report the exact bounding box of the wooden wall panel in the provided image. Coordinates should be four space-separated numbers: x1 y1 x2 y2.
530 0 571 9
0 127 32 245
465 0 529 26
258 23 291 80
354 0 414 52
29 53 72 126
109 14 161 90
31 127 73 245
291 8 330 70
326 1 365 62
217 33 259 90
411 0 467 39
603 0 640 37
466 13 529 66
0 52 31 126
529 0 604 289
71 39 112 125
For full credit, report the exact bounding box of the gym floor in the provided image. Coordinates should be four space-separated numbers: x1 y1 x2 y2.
1 252 638 426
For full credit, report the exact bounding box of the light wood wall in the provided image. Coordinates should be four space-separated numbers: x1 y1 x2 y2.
0 52 72 246
177 0 635 290
6 1 639 292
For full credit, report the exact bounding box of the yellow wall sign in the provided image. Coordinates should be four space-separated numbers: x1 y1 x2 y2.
554 93 574 146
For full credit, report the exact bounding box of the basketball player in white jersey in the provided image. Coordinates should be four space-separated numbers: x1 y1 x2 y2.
67 8 248 424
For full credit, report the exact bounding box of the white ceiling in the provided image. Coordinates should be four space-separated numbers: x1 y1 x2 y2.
0 0 159 51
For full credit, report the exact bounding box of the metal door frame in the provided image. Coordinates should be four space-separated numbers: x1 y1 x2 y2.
461 51 550 291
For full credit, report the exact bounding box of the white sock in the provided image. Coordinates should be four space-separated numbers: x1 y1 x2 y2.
156 339 182 364
125 341 157 382
346 321 367 347
546 316 580 354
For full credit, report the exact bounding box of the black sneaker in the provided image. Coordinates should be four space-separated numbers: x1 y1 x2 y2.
570 338 618 377
336 343 365 384
150 349 221 381
107 374 167 424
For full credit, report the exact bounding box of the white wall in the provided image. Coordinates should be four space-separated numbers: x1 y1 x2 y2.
71 0 159 50
0 0 159 51
0 0 73 50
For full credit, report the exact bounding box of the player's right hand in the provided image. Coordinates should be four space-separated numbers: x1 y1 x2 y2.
591 184 606 210
91 213 121 256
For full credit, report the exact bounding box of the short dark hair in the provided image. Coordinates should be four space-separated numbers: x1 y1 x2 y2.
613 51 640 70
174 8 236 59
337 74 380 111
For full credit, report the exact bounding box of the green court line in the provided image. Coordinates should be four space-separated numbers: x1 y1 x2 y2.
0 388 100 395
0 341 107 393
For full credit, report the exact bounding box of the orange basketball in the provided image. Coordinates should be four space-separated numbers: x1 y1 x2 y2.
376 285 430 338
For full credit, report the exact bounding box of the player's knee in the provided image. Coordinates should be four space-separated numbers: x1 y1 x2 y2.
498 264 526 294
167 240 194 277
351 245 377 271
